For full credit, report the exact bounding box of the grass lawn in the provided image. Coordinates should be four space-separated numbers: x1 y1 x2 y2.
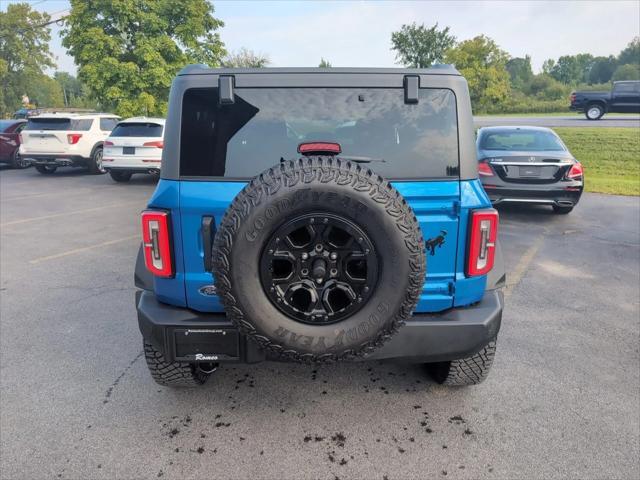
553 127 640 196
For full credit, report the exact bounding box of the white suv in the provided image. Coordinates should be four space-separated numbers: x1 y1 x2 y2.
102 117 165 182
19 113 119 174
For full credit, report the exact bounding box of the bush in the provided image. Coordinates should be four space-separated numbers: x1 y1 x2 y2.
476 98 568 115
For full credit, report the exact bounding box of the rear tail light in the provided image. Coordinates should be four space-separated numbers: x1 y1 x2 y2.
141 210 173 277
104 140 114 146
478 160 494 176
566 161 583 180
67 133 82 144
143 140 164 148
467 209 498 277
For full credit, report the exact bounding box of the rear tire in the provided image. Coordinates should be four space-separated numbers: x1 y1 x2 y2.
427 340 497 386
109 170 132 182
10 150 30 169
88 146 106 174
585 104 604 120
552 205 574 214
143 342 213 388
35 165 57 174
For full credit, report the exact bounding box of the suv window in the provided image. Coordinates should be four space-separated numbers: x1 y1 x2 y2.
100 117 119 131
24 118 93 131
180 87 458 179
111 122 163 137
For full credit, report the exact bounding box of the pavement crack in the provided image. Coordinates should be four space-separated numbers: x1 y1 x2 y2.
103 350 144 404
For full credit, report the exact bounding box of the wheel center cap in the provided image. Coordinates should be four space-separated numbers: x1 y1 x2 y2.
312 258 327 279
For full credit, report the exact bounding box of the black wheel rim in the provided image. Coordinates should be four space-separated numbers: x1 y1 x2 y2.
259 213 378 325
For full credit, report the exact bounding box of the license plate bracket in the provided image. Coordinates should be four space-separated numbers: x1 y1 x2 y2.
173 328 240 361
123 146 135 155
519 166 541 177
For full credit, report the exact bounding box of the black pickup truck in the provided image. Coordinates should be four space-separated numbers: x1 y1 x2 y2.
570 80 640 120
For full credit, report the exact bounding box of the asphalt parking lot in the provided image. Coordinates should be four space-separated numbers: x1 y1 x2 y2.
1 167 639 480
474 114 640 128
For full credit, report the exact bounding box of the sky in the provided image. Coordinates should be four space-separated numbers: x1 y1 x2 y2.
6 0 640 75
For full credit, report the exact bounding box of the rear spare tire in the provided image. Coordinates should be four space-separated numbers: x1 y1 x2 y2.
212 157 426 363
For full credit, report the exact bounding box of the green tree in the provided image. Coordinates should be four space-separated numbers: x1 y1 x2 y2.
445 35 511 110
391 22 456 68
542 59 556 75
549 54 594 84
319 57 332 68
61 0 226 117
612 63 640 81
506 55 533 91
29 74 64 108
588 56 617 84
0 3 56 115
618 37 640 66
222 48 269 68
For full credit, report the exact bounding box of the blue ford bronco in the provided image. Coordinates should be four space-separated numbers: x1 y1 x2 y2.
135 66 505 388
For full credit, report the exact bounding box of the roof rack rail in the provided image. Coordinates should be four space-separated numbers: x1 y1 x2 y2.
31 107 97 114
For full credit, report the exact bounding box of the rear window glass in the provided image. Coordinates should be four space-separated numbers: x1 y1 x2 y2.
0 120 19 132
110 122 163 137
100 118 119 131
180 87 458 179
24 118 93 131
479 130 566 152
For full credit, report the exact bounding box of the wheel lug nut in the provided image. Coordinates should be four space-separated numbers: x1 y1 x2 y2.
364 286 369 292
315 244 323 252
316 278 323 284
301 253 308 260
323 218 328 223
330 252 337 260
310 218 315 224
358 237 363 243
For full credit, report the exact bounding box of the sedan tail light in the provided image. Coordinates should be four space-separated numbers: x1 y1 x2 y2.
478 160 494 176
67 133 82 144
566 162 583 180
141 210 173 277
143 140 164 148
467 209 498 277
104 140 114 146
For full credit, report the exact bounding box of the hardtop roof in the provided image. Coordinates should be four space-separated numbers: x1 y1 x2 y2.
178 64 461 76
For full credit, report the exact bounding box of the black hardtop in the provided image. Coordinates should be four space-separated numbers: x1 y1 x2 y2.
178 64 461 76
162 64 479 181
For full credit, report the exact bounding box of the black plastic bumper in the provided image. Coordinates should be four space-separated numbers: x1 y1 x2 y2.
24 154 89 167
136 289 503 364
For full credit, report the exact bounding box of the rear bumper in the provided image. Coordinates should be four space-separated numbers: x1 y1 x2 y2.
21 154 89 167
482 182 583 207
136 289 503 364
102 156 161 171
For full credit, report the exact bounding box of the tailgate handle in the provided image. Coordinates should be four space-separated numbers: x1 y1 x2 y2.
202 216 216 272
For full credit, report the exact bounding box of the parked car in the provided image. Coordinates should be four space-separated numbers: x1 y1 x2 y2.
476 126 583 214
0 119 28 169
103 117 165 182
570 80 640 120
135 65 505 388
19 113 120 174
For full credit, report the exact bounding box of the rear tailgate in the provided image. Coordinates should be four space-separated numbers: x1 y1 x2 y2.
21 117 91 154
489 155 573 183
179 179 460 313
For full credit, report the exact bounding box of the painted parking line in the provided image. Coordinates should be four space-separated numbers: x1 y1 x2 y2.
0 201 142 227
504 233 546 298
1 184 124 202
29 234 140 264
